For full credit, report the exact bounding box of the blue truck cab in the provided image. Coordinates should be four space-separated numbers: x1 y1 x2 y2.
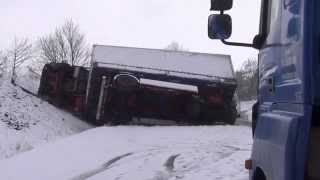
208 0 320 179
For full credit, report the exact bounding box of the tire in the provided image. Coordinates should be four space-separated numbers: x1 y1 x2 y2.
253 168 267 180
84 111 104 126
225 105 237 125
110 112 131 125
186 100 201 125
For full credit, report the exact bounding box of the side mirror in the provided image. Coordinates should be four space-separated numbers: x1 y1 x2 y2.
208 14 232 40
210 0 233 11
252 34 265 49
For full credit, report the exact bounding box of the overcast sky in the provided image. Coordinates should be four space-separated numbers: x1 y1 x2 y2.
0 0 260 70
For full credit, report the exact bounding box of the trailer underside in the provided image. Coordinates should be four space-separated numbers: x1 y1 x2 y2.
38 62 237 126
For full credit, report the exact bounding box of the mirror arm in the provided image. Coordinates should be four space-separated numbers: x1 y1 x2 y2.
221 39 254 48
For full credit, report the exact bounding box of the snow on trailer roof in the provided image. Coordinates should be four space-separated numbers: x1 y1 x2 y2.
92 45 235 80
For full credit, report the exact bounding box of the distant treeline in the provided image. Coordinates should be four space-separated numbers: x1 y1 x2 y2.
235 58 258 101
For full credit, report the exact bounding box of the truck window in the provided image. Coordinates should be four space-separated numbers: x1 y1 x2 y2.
268 0 280 31
266 0 281 43
258 0 281 45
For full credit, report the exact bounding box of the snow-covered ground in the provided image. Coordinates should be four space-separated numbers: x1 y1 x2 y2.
0 69 254 180
0 78 92 160
15 67 41 95
0 126 252 180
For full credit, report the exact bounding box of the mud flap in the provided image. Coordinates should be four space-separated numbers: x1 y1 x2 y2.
307 128 320 180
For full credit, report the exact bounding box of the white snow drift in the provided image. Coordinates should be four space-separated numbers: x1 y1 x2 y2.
0 69 254 180
0 126 252 180
0 79 92 160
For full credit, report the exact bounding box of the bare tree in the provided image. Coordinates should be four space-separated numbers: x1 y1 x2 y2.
39 35 60 63
165 41 188 51
55 29 68 62
39 19 90 66
0 50 8 77
80 48 91 67
235 58 258 101
8 38 33 84
241 58 258 78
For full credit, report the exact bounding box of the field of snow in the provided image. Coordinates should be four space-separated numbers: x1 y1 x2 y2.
0 69 254 180
0 126 252 180
0 79 92 160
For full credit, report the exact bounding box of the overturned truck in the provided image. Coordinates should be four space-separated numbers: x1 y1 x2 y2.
38 45 238 125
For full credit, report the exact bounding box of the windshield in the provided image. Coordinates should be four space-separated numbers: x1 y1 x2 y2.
314 0 320 104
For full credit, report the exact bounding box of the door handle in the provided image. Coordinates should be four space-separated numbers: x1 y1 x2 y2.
267 77 275 94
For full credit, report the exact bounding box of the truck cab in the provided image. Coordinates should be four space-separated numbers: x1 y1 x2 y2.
208 0 320 179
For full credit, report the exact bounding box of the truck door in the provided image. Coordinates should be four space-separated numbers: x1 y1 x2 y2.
251 0 312 180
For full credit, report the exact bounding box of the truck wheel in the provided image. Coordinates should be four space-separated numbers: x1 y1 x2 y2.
85 112 104 126
91 118 104 126
187 101 201 125
225 106 237 125
87 117 104 126
110 112 131 125
253 168 267 180
226 116 236 125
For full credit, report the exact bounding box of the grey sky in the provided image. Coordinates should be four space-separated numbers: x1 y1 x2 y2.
0 0 260 70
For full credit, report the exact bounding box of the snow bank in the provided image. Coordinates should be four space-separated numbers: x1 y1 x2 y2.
0 126 252 180
15 67 41 94
0 80 92 160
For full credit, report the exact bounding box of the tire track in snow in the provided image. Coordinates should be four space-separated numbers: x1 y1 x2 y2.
164 154 180 172
70 152 133 180
149 154 180 180
149 144 245 180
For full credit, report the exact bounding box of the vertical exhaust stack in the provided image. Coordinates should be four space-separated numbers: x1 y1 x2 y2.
96 76 109 122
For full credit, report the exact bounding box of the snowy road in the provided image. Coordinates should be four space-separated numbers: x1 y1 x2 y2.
0 126 252 180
